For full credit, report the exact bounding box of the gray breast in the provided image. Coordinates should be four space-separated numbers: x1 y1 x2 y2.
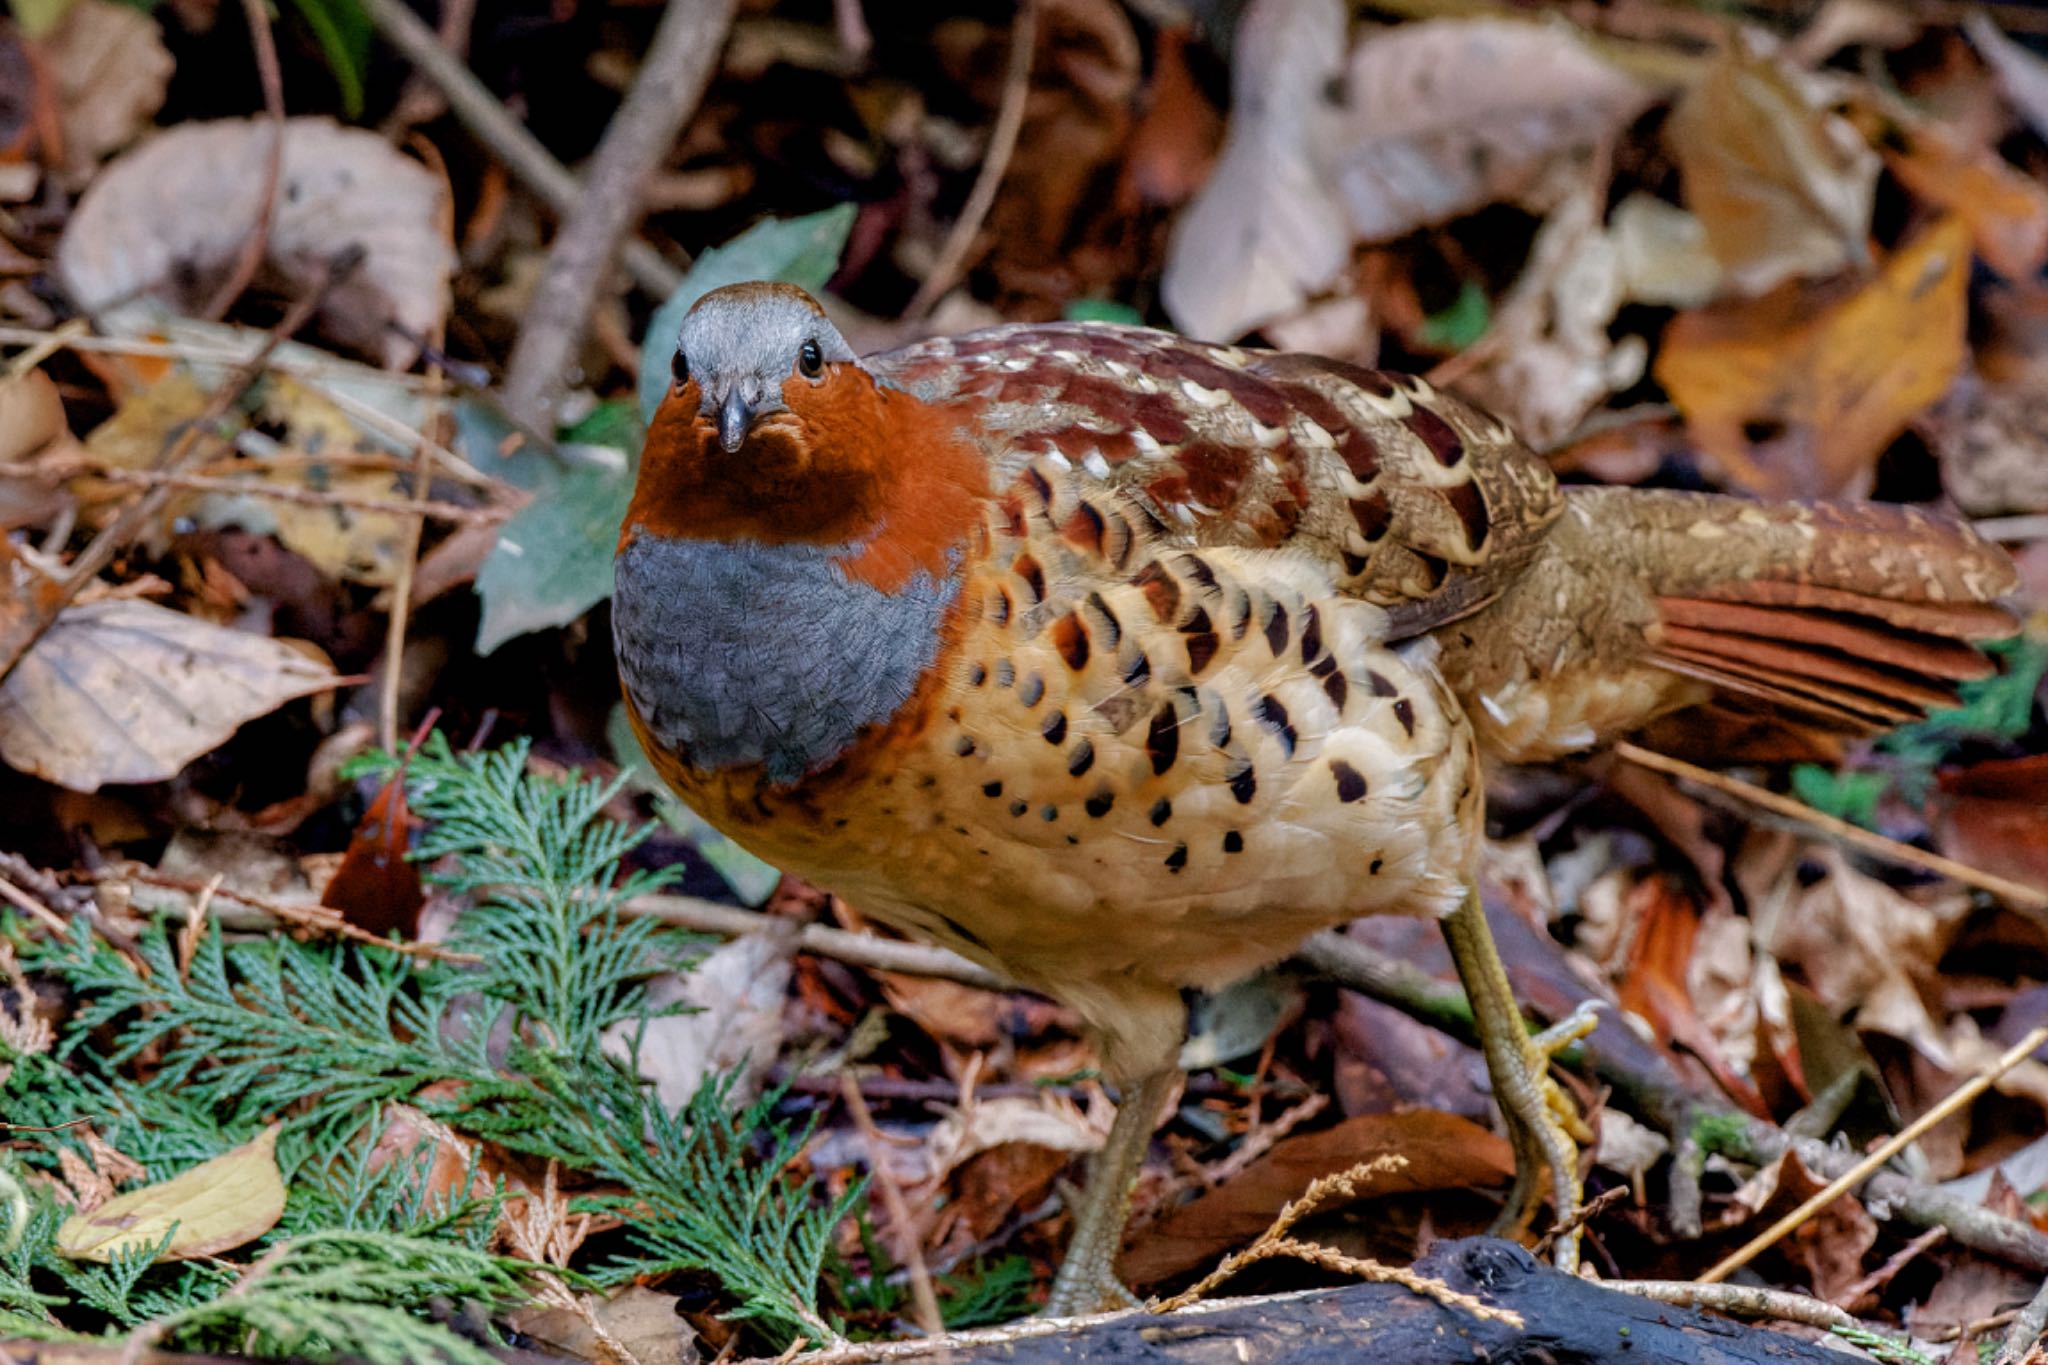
613 535 959 786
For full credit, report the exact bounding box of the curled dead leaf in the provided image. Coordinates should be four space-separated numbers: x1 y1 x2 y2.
37 0 173 187
56 1124 285 1262
57 117 454 368
1667 46 1878 297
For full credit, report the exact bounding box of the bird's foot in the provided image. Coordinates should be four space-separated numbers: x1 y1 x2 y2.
1042 1260 1141 1318
1489 1001 1599 1260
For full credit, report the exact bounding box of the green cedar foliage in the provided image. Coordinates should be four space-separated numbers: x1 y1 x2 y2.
0 735 865 1355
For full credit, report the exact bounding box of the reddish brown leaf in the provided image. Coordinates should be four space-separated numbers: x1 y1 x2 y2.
320 775 423 938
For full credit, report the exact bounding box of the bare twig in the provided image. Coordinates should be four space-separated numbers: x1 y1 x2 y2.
1603 1281 1862 1332
76 465 501 526
1615 742 2048 911
840 1075 944 1336
1995 1275 2048 1365
202 0 286 321
626 892 1006 989
1702 1025 2048 1283
95 868 478 965
360 0 683 300
906 0 1037 318
500 0 740 431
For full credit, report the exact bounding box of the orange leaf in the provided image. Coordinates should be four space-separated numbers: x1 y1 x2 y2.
1655 214 1970 498
1878 121 2048 281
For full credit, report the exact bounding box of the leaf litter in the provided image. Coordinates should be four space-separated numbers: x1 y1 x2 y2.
1 0 2048 1361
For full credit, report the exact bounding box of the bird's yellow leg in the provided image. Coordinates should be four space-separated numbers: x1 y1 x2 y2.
1043 1068 1177 1317
1440 888 1594 1272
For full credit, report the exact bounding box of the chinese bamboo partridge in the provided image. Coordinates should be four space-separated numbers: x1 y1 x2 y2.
614 282 2018 1312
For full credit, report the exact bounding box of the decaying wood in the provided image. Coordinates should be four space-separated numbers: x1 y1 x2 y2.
781 1240 1847 1365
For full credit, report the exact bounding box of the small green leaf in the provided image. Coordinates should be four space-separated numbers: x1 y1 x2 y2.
473 450 634 654
1063 298 1144 325
282 0 370 119
9 0 80 39
1419 280 1491 351
638 205 858 424
1790 763 1888 829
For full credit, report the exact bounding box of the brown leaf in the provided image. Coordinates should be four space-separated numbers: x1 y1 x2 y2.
1119 1111 1512 1285
321 775 424 938
1933 756 2048 893
0 597 337 791
36 0 172 187
56 117 454 368
1877 117 2048 281
1615 874 1770 1117
56 1125 285 1262
1164 5 1645 339
1655 214 1970 497
1117 26 1219 211
1667 47 1878 296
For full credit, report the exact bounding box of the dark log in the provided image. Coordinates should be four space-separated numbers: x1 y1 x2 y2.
801 1239 1845 1364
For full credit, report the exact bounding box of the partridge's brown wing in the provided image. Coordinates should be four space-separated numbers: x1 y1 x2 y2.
873 322 1564 640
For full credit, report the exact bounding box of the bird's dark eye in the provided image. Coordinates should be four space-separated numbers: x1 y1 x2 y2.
798 339 824 378
670 348 689 387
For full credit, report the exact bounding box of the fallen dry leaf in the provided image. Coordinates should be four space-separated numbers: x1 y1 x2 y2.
1120 1110 1512 1285
0 369 69 465
1328 17 1646 243
1873 113 2048 281
1610 192 1723 309
1967 13 2048 145
602 930 792 1113
0 597 339 791
1766 851 1972 1065
515 1285 700 1365
1921 372 2048 517
1160 0 1351 339
56 1124 285 1262
1457 183 1648 448
1655 214 1970 498
1164 5 1645 340
57 117 454 368
1666 46 1878 297
36 0 172 187
1615 873 1768 1116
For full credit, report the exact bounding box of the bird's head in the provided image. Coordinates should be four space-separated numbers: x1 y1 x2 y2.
623 282 987 590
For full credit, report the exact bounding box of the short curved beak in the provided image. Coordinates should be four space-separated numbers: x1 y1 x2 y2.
717 389 754 453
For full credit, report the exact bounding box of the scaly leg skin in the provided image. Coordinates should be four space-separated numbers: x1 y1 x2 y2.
1440 888 1594 1272
1043 1068 1179 1317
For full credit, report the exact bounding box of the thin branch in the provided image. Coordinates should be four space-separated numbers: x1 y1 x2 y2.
202 0 286 321
500 0 740 431
76 465 502 526
1615 741 2048 911
1603 1281 1861 1332
906 0 1038 318
625 893 1006 990
360 0 682 300
1702 1024 2048 1283
1996 1274 2048 1365
840 1075 943 1337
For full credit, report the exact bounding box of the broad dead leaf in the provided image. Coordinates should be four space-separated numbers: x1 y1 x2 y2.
1610 193 1723 308
601 931 792 1113
37 0 173 187
57 117 454 368
1164 6 1645 340
1922 373 2048 517
1161 0 1351 340
1874 113 2048 282
0 597 338 791
1655 214 1970 498
1120 1110 1512 1285
1766 851 1971 1065
515 1286 700 1365
1329 17 1646 243
56 1125 285 1262
1667 47 1878 297
1457 184 1648 447
0 369 69 465
1615 874 1768 1116
1967 13 2048 145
